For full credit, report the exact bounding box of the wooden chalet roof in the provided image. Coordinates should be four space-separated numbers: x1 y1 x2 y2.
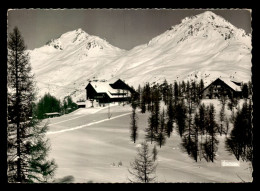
202 77 242 92
220 78 241 91
87 81 131 99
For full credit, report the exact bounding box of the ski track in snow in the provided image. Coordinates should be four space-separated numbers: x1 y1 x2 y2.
47 112 131 135
48 105 117 126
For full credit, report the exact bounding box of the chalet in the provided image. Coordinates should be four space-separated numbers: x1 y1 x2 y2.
200 77 242 99
85 79 138 105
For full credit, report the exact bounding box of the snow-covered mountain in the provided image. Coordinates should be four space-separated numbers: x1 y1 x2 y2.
29 28 126 100
29 11 252 101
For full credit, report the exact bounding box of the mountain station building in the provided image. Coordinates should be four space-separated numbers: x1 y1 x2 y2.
85 79 138 106
200 77 242 99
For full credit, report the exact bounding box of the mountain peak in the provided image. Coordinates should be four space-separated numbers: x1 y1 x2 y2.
71 28 89 37
181 11 217 22
76 28 84 32
199 10 218 19
149 10 250 48
181 11 232 28
44 28 89 50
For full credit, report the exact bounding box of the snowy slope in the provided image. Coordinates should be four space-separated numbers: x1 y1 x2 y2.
96 11 251 88
46 102 252 183
29 11 251 101
29 28 126 100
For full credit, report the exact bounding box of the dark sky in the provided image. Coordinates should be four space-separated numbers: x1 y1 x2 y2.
7 9 251 50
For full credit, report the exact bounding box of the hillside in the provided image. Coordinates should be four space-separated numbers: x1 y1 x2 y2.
29 11 252 101
29 28 126 100
46 101 252 183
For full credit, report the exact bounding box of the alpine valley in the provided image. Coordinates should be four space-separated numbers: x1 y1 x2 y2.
29 11 252 101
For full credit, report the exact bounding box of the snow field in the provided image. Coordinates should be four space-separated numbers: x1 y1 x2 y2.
46 101 252 183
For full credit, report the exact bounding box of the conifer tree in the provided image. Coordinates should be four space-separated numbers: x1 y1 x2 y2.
145 86 160 144
161 79 169 105
141 88 146 113
7 27 57 182
186 81 191 101
226 100 253 162
191 81 197 104
151 87 160 133
151 84 160 112
208 86 214 99
175 100 187 137
166 94 174 137
198 103 206 160
198 104 206 135
181 89 195 160
145 83 152 111
167 83 173 106
128 141 157 183
185 80 194 144
137 84 142 108
155 109 167 148
193 112 200 162
195 82 201 106
219 94 227 135
152 145 158 162
181 81 186 97
242 83 249 99
174 81 179 103
145 107 159 144
203 104 219 162
181 111 200 162
219 101 225 136
248 81 252 97
199 79 204 94
130 104 138 143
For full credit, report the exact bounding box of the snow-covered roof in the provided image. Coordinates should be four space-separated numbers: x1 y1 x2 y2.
76 102 86 105
89 82 130 98
220 78 241 91
44 112 60 115
90 82 114 93
204 77 242 92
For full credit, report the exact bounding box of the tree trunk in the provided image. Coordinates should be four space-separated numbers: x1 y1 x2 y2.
211 131 214 162
15 35 22 182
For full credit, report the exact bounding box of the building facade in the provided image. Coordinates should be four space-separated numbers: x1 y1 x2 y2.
85 79 137 105
200 78 242 99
